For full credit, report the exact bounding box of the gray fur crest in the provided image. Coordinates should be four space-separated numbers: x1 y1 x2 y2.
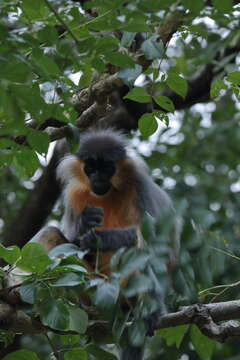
77 128 127 161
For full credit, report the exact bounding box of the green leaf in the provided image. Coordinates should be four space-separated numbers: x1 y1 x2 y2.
96 36 119 53
121 32 136 47
0 244 20 264
181 0 204 13
50 273 84 287
141 35 164 60
155 96 175 112
32 49 60 77
227 71 240 85
190 325 215 360
128 320 146 347
138 113 158 138
60 334 80 345
68 305 88 334
79 63 93 88
2 349 40 360
91 57 106 73
156 325 189 348
167 72 188 99
139 0 175 10
12 84 45 120
27 130 49 155
105 53 135 68
124 87 151 103
87 346 118 360
17 243 52 274
210 79 228 98
19 281 36 304
48 244 84 258
122 22 151 32
123 273 152 297
20 0 47 19
153 110 169 126
35 283 52 305
93 279 120 309
58 264 87 273
40 298 69 330
64 348 87 360
37 25 58 45
212 0 233 12
118 64 142 86
14 148 40 178
0 58 30 83
117 248 150 276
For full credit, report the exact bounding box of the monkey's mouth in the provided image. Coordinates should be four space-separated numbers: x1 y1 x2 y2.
92 182 111 196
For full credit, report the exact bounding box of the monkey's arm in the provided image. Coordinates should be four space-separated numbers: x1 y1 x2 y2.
75 226 138 251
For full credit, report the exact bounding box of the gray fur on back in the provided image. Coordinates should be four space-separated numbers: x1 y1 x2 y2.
133 161 173 218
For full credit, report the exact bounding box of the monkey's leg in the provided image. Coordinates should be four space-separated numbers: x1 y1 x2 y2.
144 265 167 336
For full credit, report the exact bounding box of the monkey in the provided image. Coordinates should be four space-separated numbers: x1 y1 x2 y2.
56 128 180 359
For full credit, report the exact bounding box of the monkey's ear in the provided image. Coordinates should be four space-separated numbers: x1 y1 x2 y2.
136 170 173 218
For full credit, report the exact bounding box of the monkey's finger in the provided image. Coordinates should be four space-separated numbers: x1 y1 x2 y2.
87 220 103 228
84 205 104 215
87 214 103 223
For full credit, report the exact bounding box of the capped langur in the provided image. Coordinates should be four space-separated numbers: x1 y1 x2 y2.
57 129 180 360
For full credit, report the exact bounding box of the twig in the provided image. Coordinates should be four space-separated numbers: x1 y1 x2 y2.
45 333 62 360
43 0 79 44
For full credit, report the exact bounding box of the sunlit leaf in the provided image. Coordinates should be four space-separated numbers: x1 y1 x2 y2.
0 244 20 264
167 72 188 99
212 0 233 12
27 130 49 155
39 299 70 330
155 96 175 112
3 349 40 360
124 87 151 103
138 113 158 138
105 53 135 68
141 35 164 60
118 64 142 86
156 325 189 348
190 325 215 360
93 279 120 309
210 79 227 98
68 305 88 334
64 348 87 360
17 243 52 274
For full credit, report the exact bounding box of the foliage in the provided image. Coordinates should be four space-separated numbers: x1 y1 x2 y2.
0 0 240 359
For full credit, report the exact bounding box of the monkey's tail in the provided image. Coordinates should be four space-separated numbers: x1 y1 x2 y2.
120 345 144 360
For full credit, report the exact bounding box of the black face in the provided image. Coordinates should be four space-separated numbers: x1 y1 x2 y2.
84 157 116 195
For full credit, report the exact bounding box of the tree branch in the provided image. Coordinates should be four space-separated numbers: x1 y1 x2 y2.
1 299 240 342
4 144 67 247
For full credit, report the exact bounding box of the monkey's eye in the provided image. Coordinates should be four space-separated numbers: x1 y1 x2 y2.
84 164 94 176
84 159 97 176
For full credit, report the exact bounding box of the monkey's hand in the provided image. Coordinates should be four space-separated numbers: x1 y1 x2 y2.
79 205 104 236
79 226 138 252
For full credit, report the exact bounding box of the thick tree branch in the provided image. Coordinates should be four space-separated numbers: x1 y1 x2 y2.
4 145 67 247
1 299 240 342
155 301 240 342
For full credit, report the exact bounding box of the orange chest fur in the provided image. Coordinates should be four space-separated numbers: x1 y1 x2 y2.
69 185 138 229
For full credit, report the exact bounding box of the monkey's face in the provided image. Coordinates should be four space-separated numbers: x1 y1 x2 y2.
83 157 116 196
